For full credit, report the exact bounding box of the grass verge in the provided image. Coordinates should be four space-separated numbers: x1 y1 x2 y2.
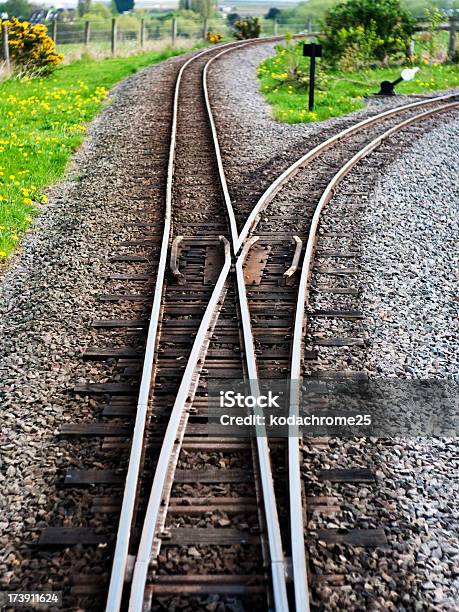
258 44 459 124
0 47 193 261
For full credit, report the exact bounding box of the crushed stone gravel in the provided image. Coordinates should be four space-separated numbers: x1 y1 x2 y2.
361 118 458 379
305 116 458 609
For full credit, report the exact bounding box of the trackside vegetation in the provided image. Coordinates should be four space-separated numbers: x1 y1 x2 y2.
0 48 192 261
257 43 459 123
258 0 459 124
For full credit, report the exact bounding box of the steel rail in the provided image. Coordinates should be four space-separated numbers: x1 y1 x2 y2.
201 33 290 250
235 237 290 611
105 39 261 612
236 93 457 251
288 99 459 612
128 238 232 611
203 40 273 249
107 31 457 607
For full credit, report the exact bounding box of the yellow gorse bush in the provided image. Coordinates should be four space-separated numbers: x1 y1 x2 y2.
1 18 63 75
207 32 222 45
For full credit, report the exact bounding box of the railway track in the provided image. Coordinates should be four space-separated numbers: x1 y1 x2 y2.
34 37 459 612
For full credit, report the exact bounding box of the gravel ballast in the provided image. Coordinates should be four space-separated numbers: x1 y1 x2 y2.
361 118 458 379
305 117 458 609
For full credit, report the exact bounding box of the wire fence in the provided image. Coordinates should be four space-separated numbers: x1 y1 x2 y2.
42 16 458 61
38 18 313 61
50 19 200 60
1 16 457 67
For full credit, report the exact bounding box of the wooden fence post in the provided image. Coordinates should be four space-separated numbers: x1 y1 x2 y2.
51 19 57 43
111 18 117 56
273 19 278 36
84 20 90 46
202 18 208 40
140 18 145 49
171 17 177 46
449 16 457 61
1 23 10 73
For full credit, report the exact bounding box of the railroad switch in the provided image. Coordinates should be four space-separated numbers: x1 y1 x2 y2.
376 67 419 95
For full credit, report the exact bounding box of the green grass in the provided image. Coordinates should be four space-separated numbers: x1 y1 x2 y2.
257 44 459 124
0 47 194 261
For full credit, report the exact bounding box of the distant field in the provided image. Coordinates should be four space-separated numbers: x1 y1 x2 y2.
133 0 298 10
221 0 298 16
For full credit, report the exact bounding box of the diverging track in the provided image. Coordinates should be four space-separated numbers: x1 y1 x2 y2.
113 45 457 609
37 36 459 612
108 41 458 610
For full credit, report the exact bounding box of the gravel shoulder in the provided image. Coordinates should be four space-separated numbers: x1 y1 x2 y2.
305 117 459 609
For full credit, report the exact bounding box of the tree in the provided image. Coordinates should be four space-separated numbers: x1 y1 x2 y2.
190 0 212 18
265 7 281 20
275 0 336 26
77 0 92 18
319 0 415 64
82 3 114 21
0 0 31 19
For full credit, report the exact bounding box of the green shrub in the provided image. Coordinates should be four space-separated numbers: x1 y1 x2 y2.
233 17 261 40
319 0 415 67
337 22 385 71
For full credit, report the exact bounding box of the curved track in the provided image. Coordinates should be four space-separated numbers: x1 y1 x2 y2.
37 37 458 612
113 47 458 607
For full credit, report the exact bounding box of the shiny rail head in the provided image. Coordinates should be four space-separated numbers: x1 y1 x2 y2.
287 98 459 612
